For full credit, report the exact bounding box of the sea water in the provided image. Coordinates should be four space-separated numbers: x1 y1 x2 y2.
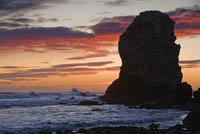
0 89 189 134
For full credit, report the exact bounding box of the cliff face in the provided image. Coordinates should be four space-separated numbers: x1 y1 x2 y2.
102 11 192 106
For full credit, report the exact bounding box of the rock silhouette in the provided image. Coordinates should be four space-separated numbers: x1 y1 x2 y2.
183 105 200 130
102 11 192 107
193 88 200 103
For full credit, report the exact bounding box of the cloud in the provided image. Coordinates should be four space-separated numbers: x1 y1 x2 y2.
37 18 58 23
0 25 117 57
51 61 113 68
0 0 70 15
168 5 200 37
90 6 200 38
0 26 96 53
0 66 27 69
8 18 35 23
67 51 118 60
179 59 200 68
67 52 109 60
8 17 58 24
0 22 29 28
0 17 58 29
181 64 200 68
0 61 117 82
40 62 50 64
105 0 130 6
0 81 12 85
91 22 126 35
0 27 93 41
90 15 133 35
179 59 200 64
0 6 199 56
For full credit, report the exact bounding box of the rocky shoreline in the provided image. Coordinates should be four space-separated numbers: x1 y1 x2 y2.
34 124 200 134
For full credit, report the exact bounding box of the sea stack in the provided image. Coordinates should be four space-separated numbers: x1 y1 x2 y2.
102 11 192 107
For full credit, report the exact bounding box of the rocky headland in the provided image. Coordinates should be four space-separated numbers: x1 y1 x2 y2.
101 11 193 108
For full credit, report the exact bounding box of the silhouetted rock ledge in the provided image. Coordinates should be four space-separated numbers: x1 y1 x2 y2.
37 125 200 134
183 105 200 131
101 11 193 108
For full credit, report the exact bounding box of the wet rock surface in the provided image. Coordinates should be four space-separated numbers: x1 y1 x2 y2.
193 88 200 103
183 105 200 131
102 11 192 107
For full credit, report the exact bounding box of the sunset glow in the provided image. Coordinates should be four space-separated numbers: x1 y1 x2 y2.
0 0 200 92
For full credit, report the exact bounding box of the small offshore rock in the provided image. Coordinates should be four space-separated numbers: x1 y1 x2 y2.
149 123 160 130
76 128 87 133
78 101 102 105
4 132 16 134
63 129 73 134
70 97 75 99
56 130 63 134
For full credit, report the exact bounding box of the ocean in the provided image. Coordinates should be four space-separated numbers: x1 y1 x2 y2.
0 89 189 134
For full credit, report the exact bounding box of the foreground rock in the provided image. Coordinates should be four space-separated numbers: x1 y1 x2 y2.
39 130 52 134
183 105 200 131
101 11 192 107
193 88 200 103
82 125 190 134
6 124 200 134
36 125 199 134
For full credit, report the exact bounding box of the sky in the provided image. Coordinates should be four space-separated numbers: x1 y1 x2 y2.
0 0 200 92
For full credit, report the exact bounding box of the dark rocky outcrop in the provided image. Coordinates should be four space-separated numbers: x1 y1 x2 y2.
39 130 53 134
193 88 200 103
101 11 193 107
75 125 197 134
183 105 200 131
